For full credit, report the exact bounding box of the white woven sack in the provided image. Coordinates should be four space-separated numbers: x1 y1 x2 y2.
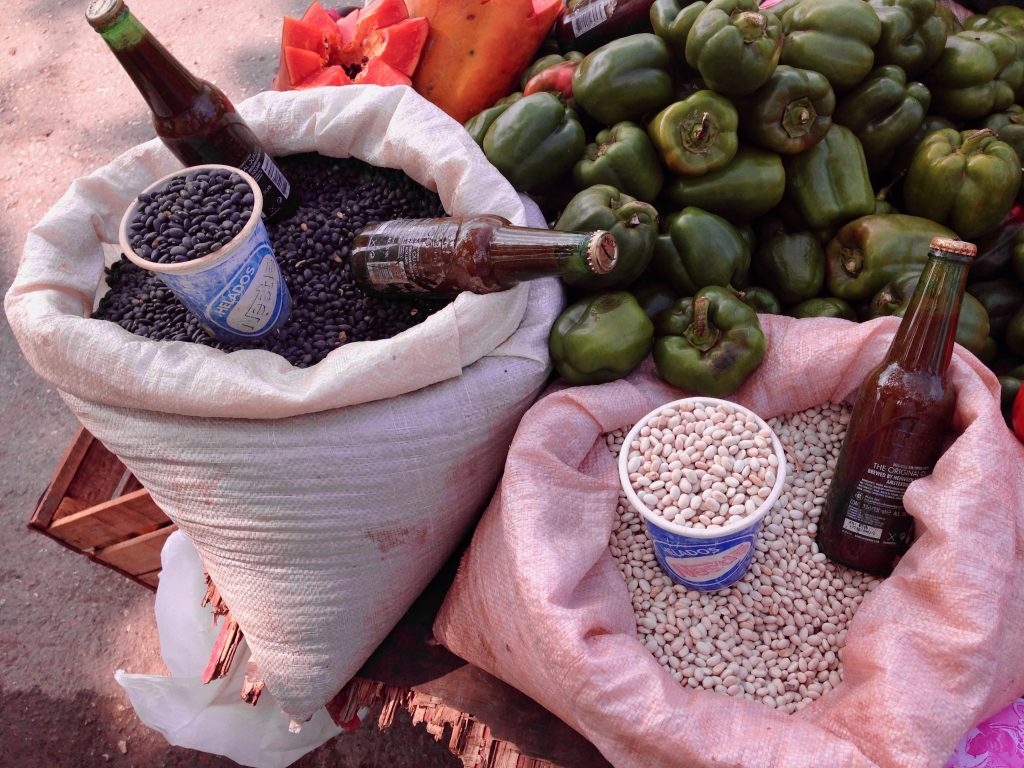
5 85 562 721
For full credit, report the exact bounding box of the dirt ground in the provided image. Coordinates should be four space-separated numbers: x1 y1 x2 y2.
0 1 458 765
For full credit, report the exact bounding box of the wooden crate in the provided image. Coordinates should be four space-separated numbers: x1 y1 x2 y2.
29 427 175 589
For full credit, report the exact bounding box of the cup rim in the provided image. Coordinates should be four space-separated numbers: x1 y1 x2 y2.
617 396 788 540
118 163 266 275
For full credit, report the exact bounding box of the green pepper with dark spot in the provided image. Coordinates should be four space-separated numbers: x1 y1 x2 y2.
781 124 875 231
653 285 766 396
824 213 955 300
573 122 665 203
647 90 739 175
867 0 947 78
903 128 1022 240
549 291 654 384
753 230 825 303
869 269 991 356
572 34 675 126
780 0 882 93
739 65 835 155
482 92 585 194
833 65 930 166
684 0 784 96
463 93 523 147
554 185 659 291
790 297 857 320
651 206 750 294
662 144 786 221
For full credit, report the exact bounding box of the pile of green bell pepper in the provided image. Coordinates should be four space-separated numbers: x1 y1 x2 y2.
456 0 1024 396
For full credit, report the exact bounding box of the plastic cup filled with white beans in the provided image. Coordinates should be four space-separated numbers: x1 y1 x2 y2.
618 397 787 591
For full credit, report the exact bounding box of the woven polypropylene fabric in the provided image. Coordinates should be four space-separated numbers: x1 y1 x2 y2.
6 85 563 721
435 314 1024 768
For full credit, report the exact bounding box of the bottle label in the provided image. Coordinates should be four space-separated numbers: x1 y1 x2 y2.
840 461 930 546
239 149 291 218
568 0 616 36
357 219 453 292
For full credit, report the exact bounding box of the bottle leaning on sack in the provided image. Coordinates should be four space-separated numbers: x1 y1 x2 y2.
815 236 977 576
86 0 295 222
350 215 619 297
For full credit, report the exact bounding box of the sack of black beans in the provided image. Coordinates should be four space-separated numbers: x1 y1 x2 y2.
434 314 1024 768
5 86 563 723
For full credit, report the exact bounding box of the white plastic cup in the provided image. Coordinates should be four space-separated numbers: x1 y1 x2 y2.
118 164 291 343
618 396 788 592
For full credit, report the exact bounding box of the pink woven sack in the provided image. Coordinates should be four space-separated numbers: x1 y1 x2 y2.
434 314 1024 768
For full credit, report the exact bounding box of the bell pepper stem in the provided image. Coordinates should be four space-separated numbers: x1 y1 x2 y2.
732 11 768 43
782 97 815 140
684 112 716 153
684 295 721 352
959 128 997 155
840 246 863 278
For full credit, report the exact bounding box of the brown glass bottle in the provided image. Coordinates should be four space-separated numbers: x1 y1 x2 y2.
556 0 657 53
815 237 976 576
350 215 618 297
86 0 294 221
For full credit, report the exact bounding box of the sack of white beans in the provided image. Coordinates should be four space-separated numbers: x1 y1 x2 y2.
434 314 1024 768
5 85 561 723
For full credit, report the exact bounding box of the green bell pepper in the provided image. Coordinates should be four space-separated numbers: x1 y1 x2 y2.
924 29 1017 120
869 269 990 356
549 291 654 384
647 90 739 176
482 92 585 194
967 278 1024 337
903 128 1022 240
824 213 955 301
739 286 783 314
554 185 660 291
964 14 1024 102
650 0 706 55
934 3 961 35
888 113 957 179
572 34 675 126
781 124 875 231
1008 308 1024 357
867 0 947 78
790 297 857 320
753 230 825 303
985 105 1024 166
573 122 665 203
739 65 835 155
779 0 882 93
653 285 766 396
651 206 750 294
833 65 930 165
520 52 584 90
631 280 679 320
684 0 784 96
464 93 523 147
662 144 786 221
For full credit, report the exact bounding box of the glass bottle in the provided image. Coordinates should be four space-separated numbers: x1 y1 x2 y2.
350 215 618 297
815 236 977 576
86 0 294 222
555 0 657 53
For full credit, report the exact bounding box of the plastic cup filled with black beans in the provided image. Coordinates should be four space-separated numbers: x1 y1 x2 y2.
118 164 292 343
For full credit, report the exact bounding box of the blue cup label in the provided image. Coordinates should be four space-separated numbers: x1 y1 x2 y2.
646 521 761 592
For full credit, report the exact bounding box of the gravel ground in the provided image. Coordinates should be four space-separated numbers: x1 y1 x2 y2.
0 1 458 765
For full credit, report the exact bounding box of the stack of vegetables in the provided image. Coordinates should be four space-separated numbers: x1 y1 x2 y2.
463 0 1024 433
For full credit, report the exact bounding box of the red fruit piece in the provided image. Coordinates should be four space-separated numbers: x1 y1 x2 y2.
363 17 429 78
284 46 325 86
354 58 411 86
301 0 342 49
296 65 351 89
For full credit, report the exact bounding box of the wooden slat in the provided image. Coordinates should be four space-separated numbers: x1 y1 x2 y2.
56 439 130 521
94 523 177 575
30 427 94 530
47 488 168 550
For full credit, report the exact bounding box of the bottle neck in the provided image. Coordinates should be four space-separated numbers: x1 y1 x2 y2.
886 250 971 375
97 7 203 118
487 226 605 285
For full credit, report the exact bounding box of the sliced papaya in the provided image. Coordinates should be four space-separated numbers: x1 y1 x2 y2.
300 0 342 49
364 18 429 78
296 65 350 89
354 58 412 87
353 0 409 42
284 46 325 86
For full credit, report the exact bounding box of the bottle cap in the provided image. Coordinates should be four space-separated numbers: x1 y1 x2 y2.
86 0 126 29
586 231 618 275
930 237 976 259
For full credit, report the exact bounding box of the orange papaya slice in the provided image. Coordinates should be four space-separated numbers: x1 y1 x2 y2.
300 0 342 50
354 58 412 87
364 18 430 78
407 0 564 122
284 46 325 87
296 65 350 89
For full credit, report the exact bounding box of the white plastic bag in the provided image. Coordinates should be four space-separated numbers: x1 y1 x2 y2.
116 533 342 768
6 85 561 721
